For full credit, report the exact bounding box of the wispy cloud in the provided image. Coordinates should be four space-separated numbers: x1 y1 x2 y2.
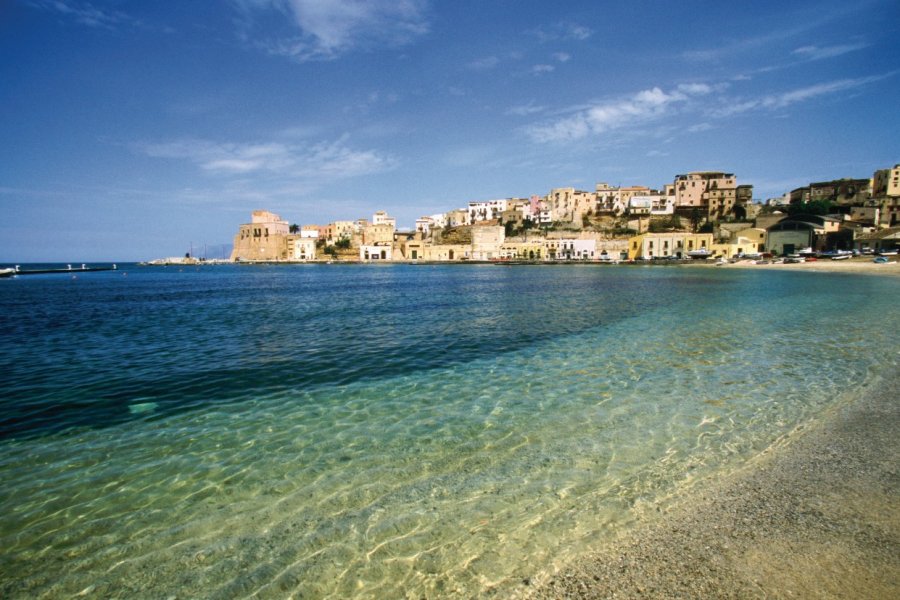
138 135 397 180
530 22 592 43
792 43 869 61
712 74 891 116
525 84 713 143
234 0 430 61
682 2 877 64
468 56 500 70
24 0 133 29
530 52 571 74
506 102 545 117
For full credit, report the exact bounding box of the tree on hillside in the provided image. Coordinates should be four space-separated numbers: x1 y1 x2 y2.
690 208 702 232
787 200 832 217
582 211 593 229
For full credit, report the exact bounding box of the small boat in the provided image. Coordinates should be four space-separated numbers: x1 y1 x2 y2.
830 253 851 260
0 267 17 278
873 256 890 264
877 249 898 256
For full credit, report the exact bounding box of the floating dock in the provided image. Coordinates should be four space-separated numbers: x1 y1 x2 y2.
1 265 118 277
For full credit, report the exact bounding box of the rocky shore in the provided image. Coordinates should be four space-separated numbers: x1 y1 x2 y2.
528 371 900 599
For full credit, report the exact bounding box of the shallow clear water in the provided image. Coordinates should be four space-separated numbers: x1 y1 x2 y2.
1 264 898 597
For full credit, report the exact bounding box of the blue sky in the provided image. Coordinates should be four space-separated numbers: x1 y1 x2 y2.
1 0 898 261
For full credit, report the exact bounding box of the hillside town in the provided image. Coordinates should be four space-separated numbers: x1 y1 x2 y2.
226 165 900 264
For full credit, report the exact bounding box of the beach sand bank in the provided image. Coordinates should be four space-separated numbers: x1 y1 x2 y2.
714 257 900 276
529 370 900 599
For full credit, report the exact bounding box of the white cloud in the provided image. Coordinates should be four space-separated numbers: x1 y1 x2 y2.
792 43 869 61
525 84 711 143
235 0 430 61
532 64 555 75
138 136 397 180
553 52 571 63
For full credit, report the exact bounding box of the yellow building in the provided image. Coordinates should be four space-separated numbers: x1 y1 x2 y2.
498 241 544 260
627 232 714 260
546 187 595 224
325 220 356 244
873 164 900 197
471 225 505 260
361 223 395 246
230 210 292 261
711 236 764 259
424 244 470 261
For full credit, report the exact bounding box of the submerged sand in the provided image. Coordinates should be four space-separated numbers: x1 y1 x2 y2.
528 369 900 599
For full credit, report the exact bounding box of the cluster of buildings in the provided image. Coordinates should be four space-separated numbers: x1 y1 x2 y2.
227 165 900 263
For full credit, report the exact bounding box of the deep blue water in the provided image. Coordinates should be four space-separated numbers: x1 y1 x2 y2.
2 263 704 438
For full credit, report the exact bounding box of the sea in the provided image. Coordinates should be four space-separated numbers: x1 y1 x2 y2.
1 263 898 598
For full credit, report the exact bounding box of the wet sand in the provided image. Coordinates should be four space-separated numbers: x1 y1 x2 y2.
529 370 900 599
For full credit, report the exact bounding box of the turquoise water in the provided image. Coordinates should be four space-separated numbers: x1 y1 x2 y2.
1 264 898 597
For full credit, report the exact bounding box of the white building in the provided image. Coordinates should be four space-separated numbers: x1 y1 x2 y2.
595 183 627 216
360 245 393 261
372 211 396 228
468 199 509 223
289 237 316 261
415 217 435 236
553 239 596 260
445 209 470 227
630 194 674 215
429 213 447 229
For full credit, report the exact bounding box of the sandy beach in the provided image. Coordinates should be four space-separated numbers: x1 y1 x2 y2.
713 256 900 276
529 369 900 598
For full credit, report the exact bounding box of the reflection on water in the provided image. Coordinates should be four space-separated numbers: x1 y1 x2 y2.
0 265 897 597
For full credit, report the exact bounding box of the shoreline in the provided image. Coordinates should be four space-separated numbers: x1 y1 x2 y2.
529 369 900 599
